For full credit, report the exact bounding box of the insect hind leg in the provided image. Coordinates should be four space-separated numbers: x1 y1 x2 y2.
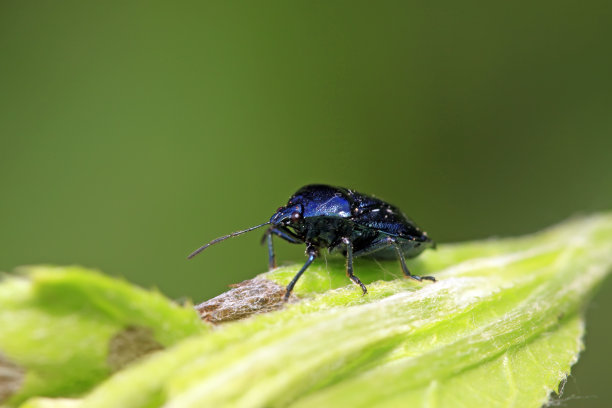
342 237 367 295
387 237 436 283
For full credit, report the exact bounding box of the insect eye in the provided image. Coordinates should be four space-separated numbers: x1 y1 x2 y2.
291 211 302 222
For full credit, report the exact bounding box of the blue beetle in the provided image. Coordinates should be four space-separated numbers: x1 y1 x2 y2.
188 184 436 300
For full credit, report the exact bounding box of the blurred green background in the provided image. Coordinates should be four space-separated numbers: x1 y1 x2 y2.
1 1 610 406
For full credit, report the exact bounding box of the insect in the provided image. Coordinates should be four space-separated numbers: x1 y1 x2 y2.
188 184 436 301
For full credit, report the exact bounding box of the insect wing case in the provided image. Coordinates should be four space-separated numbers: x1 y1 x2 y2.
347 190 434 260
350 191 424 238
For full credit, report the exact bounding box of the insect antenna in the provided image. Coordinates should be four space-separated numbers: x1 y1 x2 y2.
187 221 271 259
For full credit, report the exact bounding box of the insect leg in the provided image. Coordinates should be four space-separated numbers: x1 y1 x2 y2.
284 247 317 301
388 237 436 282
266 231 276 270
342 237 367 295
261 227 302 270
269 228 302 244
261 227 302 245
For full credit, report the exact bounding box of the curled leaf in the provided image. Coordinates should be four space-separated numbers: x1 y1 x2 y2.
69 213 612 408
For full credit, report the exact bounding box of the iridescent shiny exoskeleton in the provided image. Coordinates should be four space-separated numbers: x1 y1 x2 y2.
188 184 436 300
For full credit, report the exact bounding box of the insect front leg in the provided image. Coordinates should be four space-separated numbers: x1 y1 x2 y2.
261 227 302 270
342 237 368 295
265 231 276 270
387 237 436 283
284 245 318 301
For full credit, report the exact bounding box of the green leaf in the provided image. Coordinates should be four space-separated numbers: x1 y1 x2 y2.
0 266 205 406
5 213 612 408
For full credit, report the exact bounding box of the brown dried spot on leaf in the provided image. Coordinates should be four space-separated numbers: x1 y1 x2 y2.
195 278 287 324
0 352 24 404
107 326 164 372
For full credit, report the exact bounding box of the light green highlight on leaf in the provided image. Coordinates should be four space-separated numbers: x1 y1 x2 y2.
18 398 80 408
